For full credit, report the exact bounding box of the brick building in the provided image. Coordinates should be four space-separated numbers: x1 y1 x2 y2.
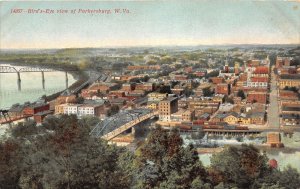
211 77 225 84
23 102 50 116
247 91 268 104
215 83 229 95
159 97 178 122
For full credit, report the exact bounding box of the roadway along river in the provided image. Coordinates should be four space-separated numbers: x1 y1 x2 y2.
0 63 77 109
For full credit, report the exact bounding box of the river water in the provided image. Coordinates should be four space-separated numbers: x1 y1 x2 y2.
0 63 76 109
197 132 300 171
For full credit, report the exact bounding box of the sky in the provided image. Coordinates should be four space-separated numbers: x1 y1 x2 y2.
0 1 300 49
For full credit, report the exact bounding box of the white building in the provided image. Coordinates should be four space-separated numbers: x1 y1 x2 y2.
78 105 96 116
64 104 80 115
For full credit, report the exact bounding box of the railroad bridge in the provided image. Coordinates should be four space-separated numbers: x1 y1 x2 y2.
0 65 77 90
90 109 159 141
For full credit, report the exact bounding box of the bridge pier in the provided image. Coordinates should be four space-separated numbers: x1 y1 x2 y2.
16 72 21 91
131 127 136 135
17 80 21 91
41 71 45 89
65 71 68 89
17 72 21 82
41 71 45 82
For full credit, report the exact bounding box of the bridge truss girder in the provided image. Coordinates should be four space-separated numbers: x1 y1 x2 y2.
90 109 151 138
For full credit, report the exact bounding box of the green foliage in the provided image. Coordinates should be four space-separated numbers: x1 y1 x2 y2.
1 117 300 189
3 115 131 189
0 139 22 189
183 87 194 97
205 71 219 79
135 127 207 189
107 105 120 117
210 145 270 188
11 120 39 140
223 95 234 104
237 89 246 100
203 87 213 97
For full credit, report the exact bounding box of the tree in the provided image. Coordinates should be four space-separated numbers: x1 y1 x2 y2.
210 145 270 188
5 115 131 189
205 70 219 79
11 120 39 140
183 87 194 97
158 85 172 94
203 87 212 97
134 127 208 189
76 96 84 104
146 60 157 65
0 139 22 189
223 95 234 104
237 90 246 100
277 166 300 189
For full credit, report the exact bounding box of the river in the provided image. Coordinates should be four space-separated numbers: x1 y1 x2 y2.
0 63 77 109
197 132 300 171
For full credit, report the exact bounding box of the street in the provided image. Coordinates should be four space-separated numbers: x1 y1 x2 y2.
267 67 280 128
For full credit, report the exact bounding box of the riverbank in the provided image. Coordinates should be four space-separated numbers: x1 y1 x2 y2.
44 71 88 102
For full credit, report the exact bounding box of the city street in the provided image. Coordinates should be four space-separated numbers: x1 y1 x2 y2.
267 67 280 128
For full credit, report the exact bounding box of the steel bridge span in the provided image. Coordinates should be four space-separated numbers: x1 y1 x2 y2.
90 109 158 141
0 65 77 78
0 65 77 90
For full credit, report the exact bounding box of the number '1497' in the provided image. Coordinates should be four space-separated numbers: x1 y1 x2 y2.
11 9 23 13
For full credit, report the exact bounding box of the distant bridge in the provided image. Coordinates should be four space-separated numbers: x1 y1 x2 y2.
0 65 78 91
90 109 158 140
0 65 77 73
0 65 78 80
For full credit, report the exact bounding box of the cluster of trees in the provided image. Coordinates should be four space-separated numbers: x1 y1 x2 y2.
223 95 234 104
283 86 298 93
106 105 120 117
237 90 246 100
206 71 220 79
0 116 299 189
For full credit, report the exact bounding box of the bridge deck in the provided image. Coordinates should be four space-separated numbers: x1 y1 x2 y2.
90 109 158 140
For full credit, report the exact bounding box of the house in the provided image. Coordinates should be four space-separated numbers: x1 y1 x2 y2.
238 113 251 125
174 75 188 81
55 104 66 114
278 74 300 89
23 102 50 116
195 113 211 123
210 113 228 123
223 112 239 124
211 77 225 84
281 114 300 126
250 112 265 125
215 83 229 95
279 90 299 101
56 90 77 105
170 109 195 122
109 98 126 107
55 101 106 117
82 82 119 96
135 82 155 91
109 91 126 98
122 83 135 91
247 91 268 104
33 110 53 124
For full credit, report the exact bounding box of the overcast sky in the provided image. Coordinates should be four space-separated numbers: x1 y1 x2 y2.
1 1 300 49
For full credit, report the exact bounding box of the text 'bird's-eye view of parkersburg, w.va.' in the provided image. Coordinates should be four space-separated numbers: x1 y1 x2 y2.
0 1 300 189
